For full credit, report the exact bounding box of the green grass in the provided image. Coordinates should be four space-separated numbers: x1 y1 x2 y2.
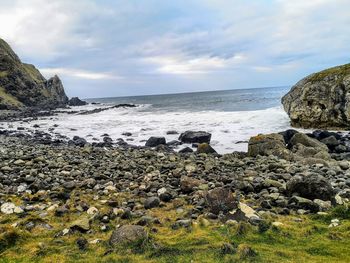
22 64 45 84
0 86 23 107
0 198 349 263
308 63 350 83
0 71 8 78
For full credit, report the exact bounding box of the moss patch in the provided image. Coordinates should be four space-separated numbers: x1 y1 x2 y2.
0 87 24 108
308 63 350 83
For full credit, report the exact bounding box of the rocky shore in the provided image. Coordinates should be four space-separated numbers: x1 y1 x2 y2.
0 128 349 262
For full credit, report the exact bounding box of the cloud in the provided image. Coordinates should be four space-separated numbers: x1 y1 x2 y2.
0 0 105 60
144 53 246 75
0 0 349 97
40 68 122 80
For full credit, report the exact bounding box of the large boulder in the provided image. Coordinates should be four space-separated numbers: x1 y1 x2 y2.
205 187 238 215
0 38 68 110
179 131 211 144
197 143 217 154
289 133 330 159
282 63 350 129
109 225 147 247
145 137 166 147
289 133 328 151
247 133 291 160
286 174 334 201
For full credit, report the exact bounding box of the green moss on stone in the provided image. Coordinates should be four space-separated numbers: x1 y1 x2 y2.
308 63 350 83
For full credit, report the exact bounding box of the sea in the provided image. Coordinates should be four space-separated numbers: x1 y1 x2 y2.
3 86 298 153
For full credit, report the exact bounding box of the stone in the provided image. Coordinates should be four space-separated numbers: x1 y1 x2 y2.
179 131 211 144
197 143 217 154
157 188 173 202
328 219 340 228
227 203 260 224
70 216 90 232
272 222 284 227
68 97 87 106
321 136 339 149
76 237 88 250
69 136 87 147
314 199 332 211
286 174 334 201
339 161 349 170
144 197 160 209
282 63 350 129
247 133 291 160
87 207 99 215
172 219 192 229
1 202 16 214
166 130 179 135
289 196 319 212
289 133 329 152
109 225 147 247
145 137 166 147
180 176 205 193
205 187 238 215
179 147 194 153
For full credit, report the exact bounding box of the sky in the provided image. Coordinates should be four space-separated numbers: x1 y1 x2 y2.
0 0 349 98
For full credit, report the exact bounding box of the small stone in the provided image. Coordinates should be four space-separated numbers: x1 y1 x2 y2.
62 228 70 236
14 206 24 214
1 202 16 214
17 184 27 193
272 222 283 227
70 216 90 232
76 237 88 250
87 207 99 215
172 219 192 229
329 219 340 228
89 239 101 244
144 197 160 209
113 208 124 216
339 161 349 170
105 185 116 191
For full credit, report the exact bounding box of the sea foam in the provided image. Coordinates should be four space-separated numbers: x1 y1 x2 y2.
4 104 293 153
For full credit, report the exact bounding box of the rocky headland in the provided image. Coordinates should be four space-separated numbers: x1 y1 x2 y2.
0 38 68 110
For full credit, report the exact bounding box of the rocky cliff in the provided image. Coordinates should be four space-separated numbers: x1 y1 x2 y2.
0 38 68 110
282 63 350 129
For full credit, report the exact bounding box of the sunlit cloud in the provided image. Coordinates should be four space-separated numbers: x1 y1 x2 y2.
144 54 246 75
40 68 122 80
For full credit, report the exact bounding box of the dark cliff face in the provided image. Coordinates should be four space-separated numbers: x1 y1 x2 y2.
0 38 68 110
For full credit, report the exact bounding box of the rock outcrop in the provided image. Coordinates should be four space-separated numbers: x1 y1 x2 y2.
68 97 87 106
0 38 68 110
282 63 350 129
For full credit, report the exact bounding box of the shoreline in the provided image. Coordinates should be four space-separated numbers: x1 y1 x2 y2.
0 103 292 154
